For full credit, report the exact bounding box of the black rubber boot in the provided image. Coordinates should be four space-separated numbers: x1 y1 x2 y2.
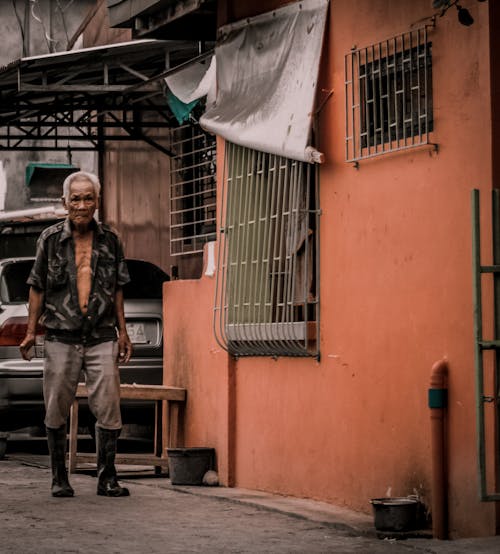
96 426 130 497
46 425 74 498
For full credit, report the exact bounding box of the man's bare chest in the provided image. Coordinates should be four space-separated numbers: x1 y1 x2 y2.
73 233 93 272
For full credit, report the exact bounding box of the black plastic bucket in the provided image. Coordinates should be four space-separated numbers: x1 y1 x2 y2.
370 497 419 532
167 447 215 485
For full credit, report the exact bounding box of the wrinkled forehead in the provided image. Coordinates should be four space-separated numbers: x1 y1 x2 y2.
69 178 96 196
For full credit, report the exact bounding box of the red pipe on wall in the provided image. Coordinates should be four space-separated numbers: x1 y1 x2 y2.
429 358 449 539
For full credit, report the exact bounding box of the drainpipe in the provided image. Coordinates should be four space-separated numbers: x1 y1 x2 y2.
429 358 449 539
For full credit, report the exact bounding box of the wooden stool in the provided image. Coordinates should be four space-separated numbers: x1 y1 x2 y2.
68 383 186 474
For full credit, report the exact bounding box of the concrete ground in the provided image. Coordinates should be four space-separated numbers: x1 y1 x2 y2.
1 446 500 553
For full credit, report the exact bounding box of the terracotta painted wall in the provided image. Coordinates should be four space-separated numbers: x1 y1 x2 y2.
163 0 497 538
163 245 234 484
314 0 494 537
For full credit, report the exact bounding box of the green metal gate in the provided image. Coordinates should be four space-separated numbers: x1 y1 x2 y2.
471 188 500 501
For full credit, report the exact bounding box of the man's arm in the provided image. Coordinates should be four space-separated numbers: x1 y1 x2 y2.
115 287 132 363
19 286 44 361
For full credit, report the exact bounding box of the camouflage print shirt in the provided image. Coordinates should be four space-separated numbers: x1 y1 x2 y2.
27 218 130 345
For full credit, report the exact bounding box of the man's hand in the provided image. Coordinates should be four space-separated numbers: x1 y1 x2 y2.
20 287 44 361
19 334 36 361
117 330 132 364
114 287 132 364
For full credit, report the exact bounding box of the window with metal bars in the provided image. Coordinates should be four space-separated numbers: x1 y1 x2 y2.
345 26 433 163
214 142 319 358
169 122 216 257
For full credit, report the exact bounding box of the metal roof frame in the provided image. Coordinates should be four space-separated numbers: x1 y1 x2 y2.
0 39 207 153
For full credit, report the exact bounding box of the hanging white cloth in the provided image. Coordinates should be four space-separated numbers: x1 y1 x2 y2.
165 55 216 105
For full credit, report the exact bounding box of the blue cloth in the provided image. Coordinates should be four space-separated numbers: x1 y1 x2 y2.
167 89 199 125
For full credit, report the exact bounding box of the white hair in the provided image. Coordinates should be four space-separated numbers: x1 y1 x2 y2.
62 171 101 201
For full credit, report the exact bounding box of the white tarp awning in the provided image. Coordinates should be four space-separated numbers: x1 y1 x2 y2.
165 55 216 105
200 0 329 163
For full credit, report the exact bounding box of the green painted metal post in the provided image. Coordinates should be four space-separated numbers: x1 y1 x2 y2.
492 189 500 496
471 189 487 500
471 188 500 501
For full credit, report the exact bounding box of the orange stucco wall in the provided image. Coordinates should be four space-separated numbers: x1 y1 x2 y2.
163 258 234 484
163 0 497 538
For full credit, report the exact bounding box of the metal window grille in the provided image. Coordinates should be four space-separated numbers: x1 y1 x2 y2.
214 142 319 358
345 26 434 163
170 123 216 256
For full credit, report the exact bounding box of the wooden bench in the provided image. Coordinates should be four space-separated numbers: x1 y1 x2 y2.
68 383 186 474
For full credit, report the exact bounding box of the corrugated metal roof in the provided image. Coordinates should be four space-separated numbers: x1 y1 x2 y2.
0 39 187 80
0 39 207 153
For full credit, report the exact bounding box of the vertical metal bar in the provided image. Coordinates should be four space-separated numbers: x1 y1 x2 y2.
169 127 176 256
226 143 239 336
261 152 276 349
190 125 197 250
215 140 227 349
266 154 280 350
356 48 369 158
314 161 320 359
269 157 284 348
409 30 415 146
256 152 272 354
492 189 500 496
213 141 229 352
369 44 376 155
351 50 357 160
248 150 262 344
391 36 396 147
239 148 255 347
231 144 245 351
276 159 288 325
221 142 237 348
303 164 312 353
253 151 265 350
386 39 393 145
285 162 299 323
377 40 384 152
242 150 256 352
471 188 487 500
281 159 297 349
241 147 256 355
295 162 309 354
416 28 423 141
345 54 350 161
424 26 430 144
282 158 303 355
401 32 407 146
290 162 306 353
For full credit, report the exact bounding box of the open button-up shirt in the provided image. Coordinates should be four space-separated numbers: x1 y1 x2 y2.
27 218 130 344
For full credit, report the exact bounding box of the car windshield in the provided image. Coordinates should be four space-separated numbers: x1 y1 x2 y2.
122 260 169 299
0 260 33 303
0 259 169 304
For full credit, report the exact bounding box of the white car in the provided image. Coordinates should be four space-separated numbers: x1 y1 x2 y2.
0 257 169 454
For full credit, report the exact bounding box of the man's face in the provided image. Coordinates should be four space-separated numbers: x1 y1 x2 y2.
64 179 98 228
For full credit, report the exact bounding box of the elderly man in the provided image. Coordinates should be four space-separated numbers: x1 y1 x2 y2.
19 170 132 498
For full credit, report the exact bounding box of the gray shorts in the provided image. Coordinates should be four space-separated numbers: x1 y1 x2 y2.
43 340 122 430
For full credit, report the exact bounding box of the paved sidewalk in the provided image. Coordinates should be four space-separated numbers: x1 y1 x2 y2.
1 455 500 553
